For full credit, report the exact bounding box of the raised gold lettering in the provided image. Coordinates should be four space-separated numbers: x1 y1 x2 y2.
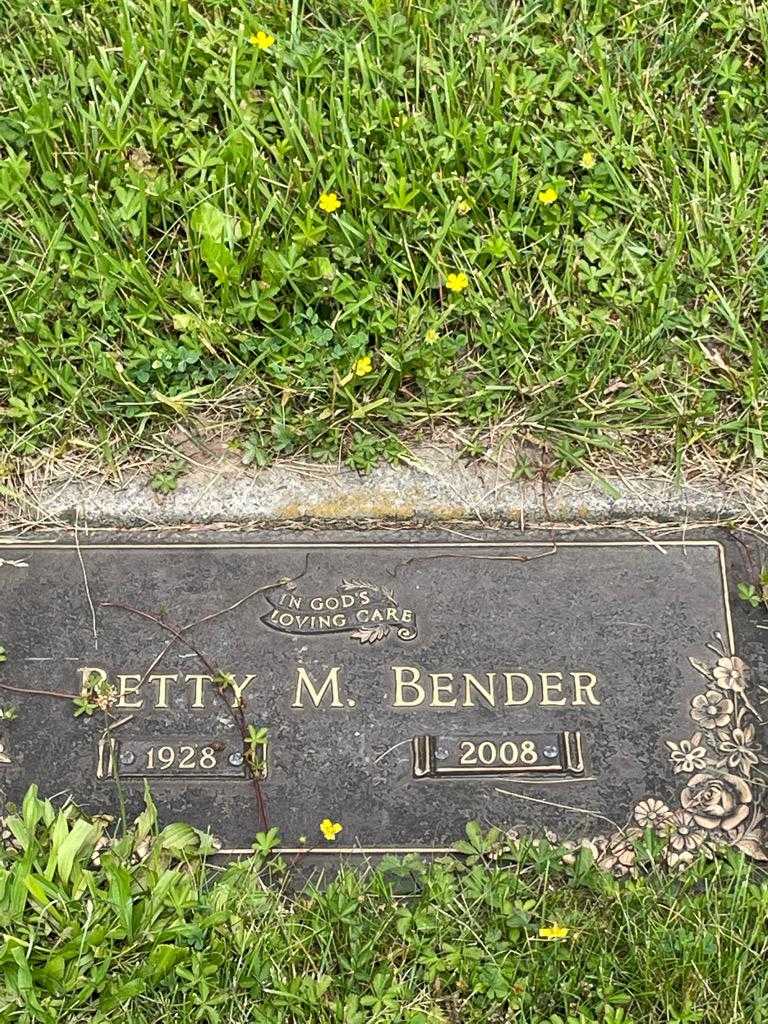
187 673 212 709
430 672 457 708
504 672 534 705
149 673 177 710
116 673 143 709
229 673 256 707
392 666 425 707
463 672 496 707
78 665 107 695
572 671 600 706
292 667 343 708
540 671 566 706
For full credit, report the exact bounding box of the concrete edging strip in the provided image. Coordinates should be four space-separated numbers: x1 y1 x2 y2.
2 446 766 531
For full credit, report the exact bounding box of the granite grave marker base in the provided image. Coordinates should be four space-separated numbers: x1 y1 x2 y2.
0 530 766 874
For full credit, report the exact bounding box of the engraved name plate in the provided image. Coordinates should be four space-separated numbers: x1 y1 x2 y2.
0 532 765 867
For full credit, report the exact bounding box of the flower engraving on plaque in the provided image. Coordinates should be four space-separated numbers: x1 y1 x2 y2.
580 633 767 874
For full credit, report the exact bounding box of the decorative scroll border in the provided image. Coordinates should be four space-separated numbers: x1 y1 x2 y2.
567 633 767 874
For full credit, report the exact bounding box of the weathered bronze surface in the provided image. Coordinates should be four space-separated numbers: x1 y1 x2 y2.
0 531 765 869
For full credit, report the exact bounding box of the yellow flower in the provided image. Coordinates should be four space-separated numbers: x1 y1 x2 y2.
580 151 596 169
445 272 469 293
249 30 275 50
318 192 342 214
425 328 439 344
320 818 343 841
537 187 558 205
457 200 472 215
354 355 373 376
539 924 569 939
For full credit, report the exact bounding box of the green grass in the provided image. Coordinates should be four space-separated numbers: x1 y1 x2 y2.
1 0 767 473
2 788 768 1023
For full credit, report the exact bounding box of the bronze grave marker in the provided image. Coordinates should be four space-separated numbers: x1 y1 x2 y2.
0 532 765 869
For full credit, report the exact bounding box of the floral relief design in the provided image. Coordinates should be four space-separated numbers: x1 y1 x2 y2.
717 724 759 776
633 798 669 829
666 734 707 774
593 633 767 876
712 655 749 694
680 772 752 831
689 690 733 729
665 810 705 854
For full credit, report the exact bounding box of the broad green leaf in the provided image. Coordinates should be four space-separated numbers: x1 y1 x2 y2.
134 782 157 841
145 943 188 980
56 819 99 885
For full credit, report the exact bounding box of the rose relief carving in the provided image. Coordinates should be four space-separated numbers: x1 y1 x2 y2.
564 633 766 875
